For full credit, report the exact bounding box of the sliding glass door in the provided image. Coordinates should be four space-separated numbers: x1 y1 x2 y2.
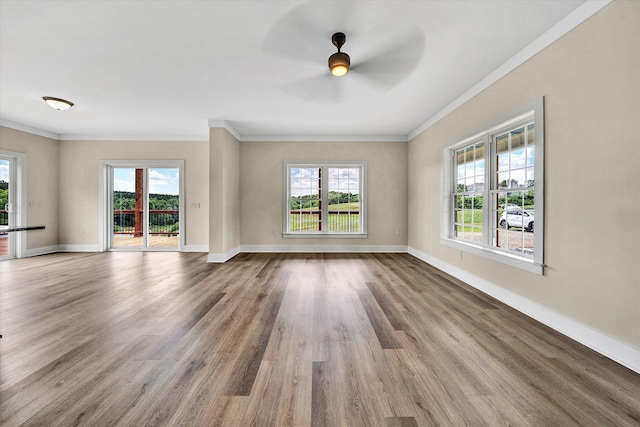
108 162 183 251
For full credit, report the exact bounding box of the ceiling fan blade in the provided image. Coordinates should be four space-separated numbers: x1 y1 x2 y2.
350 28 426 88
281 72 346 104
262 2 357 65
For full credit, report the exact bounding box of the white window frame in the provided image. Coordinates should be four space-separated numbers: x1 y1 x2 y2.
441 98 544 274
283 161 367 238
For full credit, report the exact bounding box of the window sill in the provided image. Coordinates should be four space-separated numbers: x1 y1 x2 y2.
441 237 544 275
283 232 368 239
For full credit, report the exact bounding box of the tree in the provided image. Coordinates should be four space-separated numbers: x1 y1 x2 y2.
0 189 7 209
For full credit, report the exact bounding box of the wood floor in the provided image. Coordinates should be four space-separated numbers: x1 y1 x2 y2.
0 236 7 257
1 252 638 426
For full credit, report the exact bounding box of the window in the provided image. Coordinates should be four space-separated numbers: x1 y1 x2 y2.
442 98 544 274
284 162 366 237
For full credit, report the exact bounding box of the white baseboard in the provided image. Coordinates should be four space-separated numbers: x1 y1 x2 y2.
408 246 640 374
207 247 241 263
24 244 208 255
57 244 102 252
207 245 407 261
183 245 208 252
239 245 408 253
24 244 100 257
24 245 61 257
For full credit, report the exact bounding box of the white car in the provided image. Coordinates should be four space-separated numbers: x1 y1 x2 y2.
499 208 534 232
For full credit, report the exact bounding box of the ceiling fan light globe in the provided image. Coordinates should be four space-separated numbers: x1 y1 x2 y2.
328 52 350 77
331 64 349 77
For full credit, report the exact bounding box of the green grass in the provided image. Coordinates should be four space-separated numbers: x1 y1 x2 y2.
327 202 360 211
295 202 360 211
289 212 360 232
455 210 483 232
289 202 361 232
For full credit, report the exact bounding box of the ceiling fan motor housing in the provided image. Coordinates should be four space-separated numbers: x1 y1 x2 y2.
329 32 350 76
332 32 346 49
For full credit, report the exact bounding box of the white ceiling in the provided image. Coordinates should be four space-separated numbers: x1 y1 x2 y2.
0 0 601 141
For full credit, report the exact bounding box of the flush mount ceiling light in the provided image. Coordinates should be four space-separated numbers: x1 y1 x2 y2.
328 32 350 77
43 96 74 110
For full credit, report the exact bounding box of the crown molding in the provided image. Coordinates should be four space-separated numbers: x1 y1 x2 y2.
238 134 408 143
208 120 242 141
207 120 407 142
1 119 209 141
408 0 614 141
57 133 208 141
0 118 59 140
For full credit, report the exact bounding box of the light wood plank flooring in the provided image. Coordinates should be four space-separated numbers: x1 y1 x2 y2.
0 236 7 257
1 252 639 426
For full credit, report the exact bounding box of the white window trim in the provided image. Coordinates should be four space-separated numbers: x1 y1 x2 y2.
283 161 367 238
441 97 544 275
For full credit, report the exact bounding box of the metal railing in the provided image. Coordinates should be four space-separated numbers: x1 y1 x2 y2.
113 209 179 235
289 210 360 232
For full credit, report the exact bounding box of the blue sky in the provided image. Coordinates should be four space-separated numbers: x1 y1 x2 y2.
113 168 179 195
290 167 360 197
0 159 8 183
458 145 535 189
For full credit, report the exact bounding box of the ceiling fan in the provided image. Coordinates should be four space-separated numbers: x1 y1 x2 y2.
262 2 425 102
328 32 350 77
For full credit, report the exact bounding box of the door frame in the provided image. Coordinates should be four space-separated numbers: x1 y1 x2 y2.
99 160 185 252
0 150 27 259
